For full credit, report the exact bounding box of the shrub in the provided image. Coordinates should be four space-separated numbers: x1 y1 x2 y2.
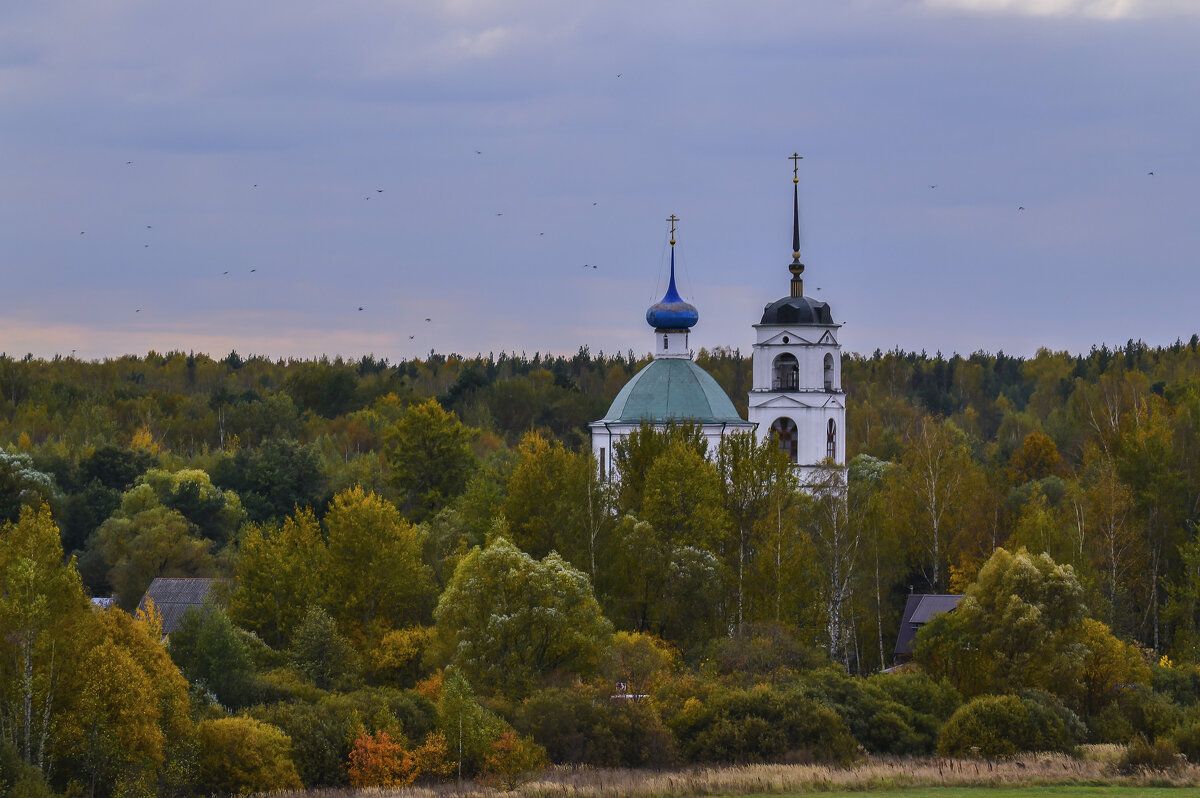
1172 716 1200 763
346 729 451 787
195 717 302 794
1090 687 1182 743
481 731 548 790
937 694 1076 758
672 685 861 765
512 687 676 768
1112 734 1181 775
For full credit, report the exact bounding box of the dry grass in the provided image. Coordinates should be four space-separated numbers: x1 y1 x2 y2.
271 751 1200 798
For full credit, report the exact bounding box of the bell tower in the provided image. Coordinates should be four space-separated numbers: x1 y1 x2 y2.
747 155 846 483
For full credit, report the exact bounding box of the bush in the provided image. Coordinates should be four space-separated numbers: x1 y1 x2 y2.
937 694 1076 758
1172 716 1200 763
672 685 861 765
512 687 676 767
195 716 302 794
1112 734 1181 775
253 688 436 787
1089 687 1182 744
481 731 548 790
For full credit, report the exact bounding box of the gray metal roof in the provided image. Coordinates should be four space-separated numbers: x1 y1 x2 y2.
594 358 750 426
894 593 962 656
760 295 834 325
137 577 221 634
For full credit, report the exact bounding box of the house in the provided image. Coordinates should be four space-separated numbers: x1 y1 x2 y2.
893 593 962 665
136 577 224 636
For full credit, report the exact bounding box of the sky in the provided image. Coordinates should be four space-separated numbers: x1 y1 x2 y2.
2 0 1199 363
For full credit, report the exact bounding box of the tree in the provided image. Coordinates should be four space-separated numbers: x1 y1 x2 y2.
323 487 433 642
195 717 302 794
915 547 1089 703
230 510 327 647
716 431 795 626
55 607 192 797
799 463 858 665
1010 430 1063 484
288 605 359 690
0 451 60 525
91 505 213 609
502 431 602 573
168 606 259 708
432 537 612 696
882 416 980 591
385 398 478 522
0 505 90 773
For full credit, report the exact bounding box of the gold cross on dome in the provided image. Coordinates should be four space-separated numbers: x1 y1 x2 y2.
666 214 678 246
790 153 803 184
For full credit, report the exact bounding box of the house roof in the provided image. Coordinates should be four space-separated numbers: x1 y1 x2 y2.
894 593 962 656
137 577 222 635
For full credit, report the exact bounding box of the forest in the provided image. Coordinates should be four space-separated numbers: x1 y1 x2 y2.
4 336 1200 794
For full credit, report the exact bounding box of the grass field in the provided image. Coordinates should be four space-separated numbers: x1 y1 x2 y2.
279 755 1200 797
752 789 1200 797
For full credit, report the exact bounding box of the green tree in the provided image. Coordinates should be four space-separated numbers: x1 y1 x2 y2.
230 510 327 647
323 487 433 642
0 505 90 773
288 605 359 691
91 505 213 609
882 416 980 591
385 398 478 522
716 431 794 626
168 606 259 708
432 537 611 696
915 547 1089 703
0 452 60 525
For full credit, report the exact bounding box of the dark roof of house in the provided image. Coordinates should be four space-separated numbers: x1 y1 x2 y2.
894 593 963 656
759 295 834 325
137 577 222 635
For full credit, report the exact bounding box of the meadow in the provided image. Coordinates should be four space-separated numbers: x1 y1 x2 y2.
275 752 1200 798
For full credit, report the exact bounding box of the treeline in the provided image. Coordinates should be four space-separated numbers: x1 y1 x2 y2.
5 337 1200 791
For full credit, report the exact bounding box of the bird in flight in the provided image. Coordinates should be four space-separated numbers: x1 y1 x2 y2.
1017 206 1025 211
376 189 384 193
223 271 229 275
409 335 415 339
250 268 257 272
80 231 85 235
146 225 152 229
475 150 482 155
425 318 431 322
135 309 141 313
496 212 503 216
358 306 364 311
126 161 133 165
1148 171 1155 176
929 185 937 189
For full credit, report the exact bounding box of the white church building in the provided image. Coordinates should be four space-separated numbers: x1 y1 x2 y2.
591 159 847 482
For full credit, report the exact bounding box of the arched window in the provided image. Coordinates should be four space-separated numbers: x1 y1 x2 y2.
823 353 835 392
770 417 798 463
826 418 837 460
772 353 799 391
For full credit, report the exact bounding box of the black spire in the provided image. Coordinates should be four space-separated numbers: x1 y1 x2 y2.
788 153 805 298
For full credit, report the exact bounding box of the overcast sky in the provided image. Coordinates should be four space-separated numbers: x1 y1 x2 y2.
3 0 1198 362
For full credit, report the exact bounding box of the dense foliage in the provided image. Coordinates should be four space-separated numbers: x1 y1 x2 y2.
6 338 1200 790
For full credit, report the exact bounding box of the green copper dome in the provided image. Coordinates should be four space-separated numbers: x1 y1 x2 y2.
597 359 746 425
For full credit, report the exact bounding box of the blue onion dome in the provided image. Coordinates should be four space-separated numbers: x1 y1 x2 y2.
646 250 698 330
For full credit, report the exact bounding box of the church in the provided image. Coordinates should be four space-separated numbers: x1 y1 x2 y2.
590 156 846 483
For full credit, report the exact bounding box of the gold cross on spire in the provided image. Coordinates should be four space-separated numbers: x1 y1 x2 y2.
790 153 803 184
666 214 678 246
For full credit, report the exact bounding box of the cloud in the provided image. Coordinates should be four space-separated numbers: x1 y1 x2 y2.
922 0 1200 18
